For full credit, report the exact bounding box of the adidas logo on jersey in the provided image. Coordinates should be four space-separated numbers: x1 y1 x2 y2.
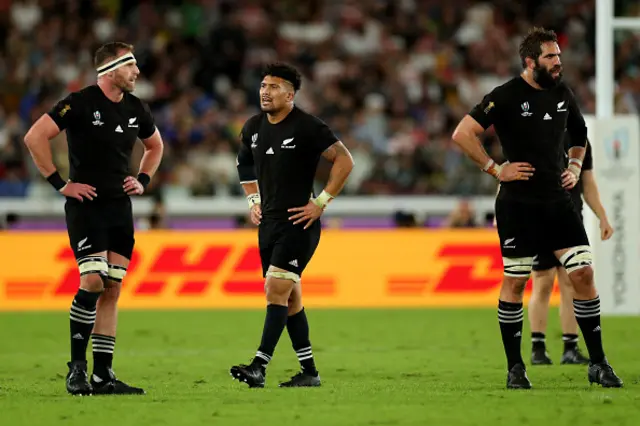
115 125 123 133
289 259 299 267
266 147 274 155
543 113 552 120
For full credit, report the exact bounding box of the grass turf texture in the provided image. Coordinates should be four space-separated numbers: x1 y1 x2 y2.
1 309 639 425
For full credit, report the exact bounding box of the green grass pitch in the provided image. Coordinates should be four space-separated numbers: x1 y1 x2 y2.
1 309 639 425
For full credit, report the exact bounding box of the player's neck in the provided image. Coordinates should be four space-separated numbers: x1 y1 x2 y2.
97 80 124 103
267 103 294 124
520 70 543 91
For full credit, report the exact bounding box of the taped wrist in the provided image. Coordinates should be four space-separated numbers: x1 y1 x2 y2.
482 159 503 180
247 193 261 208
46 171 66 191
311 190 334 209
568 158 582 178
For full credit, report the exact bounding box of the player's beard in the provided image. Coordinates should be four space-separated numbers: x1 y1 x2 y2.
533 62 562 89
114 72 135 93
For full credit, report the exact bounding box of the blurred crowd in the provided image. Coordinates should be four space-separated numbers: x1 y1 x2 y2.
1 0 639 199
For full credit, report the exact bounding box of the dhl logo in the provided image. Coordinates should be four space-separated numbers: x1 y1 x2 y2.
4 245 334 299
387 244 560 296
0 230 561 309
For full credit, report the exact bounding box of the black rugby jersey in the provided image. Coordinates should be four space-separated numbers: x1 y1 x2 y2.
237 106 339 220
470 77 587 202
48 85 156 198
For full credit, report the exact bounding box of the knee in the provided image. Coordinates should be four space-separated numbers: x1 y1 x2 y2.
532 271 555 298
504 277 529 296
99 283 122 304
569 266 594 288
264 271 296 304
80 274 105 292
503 256 534 296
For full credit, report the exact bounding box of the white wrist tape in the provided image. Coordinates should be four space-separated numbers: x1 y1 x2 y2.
311 190 334 209
247 193 261 208
482 159 503 180
568 158 582 178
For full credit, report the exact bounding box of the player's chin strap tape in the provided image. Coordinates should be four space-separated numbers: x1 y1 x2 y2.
266 270 301 283
97 52 136 77
107 264 128 283
559 245 593 274
503 256 535 278
78 256 109 278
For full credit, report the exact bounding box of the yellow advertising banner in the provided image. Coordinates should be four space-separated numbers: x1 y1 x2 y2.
0 230 560 310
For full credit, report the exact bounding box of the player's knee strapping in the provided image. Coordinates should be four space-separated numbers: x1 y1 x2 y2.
107 264 127 284
78 255 109 278
266 270 301 283
559 245 592 274
503 256 535 279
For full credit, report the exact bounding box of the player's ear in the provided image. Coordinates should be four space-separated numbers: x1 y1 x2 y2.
525 56 536 70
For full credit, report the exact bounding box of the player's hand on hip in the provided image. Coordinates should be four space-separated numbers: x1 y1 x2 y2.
288 201 324 229
60 182 97 202
561 169 578 189
123 176 144 195
250 204 262 226
499 162 535 182
600 219 614 241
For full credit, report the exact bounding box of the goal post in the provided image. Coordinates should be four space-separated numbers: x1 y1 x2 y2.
589 0 640 315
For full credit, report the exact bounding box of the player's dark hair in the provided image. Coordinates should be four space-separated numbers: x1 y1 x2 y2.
94 42 134 67
261 63 302 92
519 27 558 68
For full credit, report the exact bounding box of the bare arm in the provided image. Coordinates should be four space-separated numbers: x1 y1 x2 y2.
23 113 96 200
452 116 533 181
451 115 495 171
138 129 164 178
320 141 355 197
581 170 607 221
23 114 62 178
241 181 259 197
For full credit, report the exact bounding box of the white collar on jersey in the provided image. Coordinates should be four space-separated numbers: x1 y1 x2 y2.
96 52 136 77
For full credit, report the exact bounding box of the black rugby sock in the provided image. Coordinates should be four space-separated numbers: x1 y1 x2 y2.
531 332 546 351
573 297 605 363
252 304 289 368
498 300 525 370
287 308 318 375
69 289 101 362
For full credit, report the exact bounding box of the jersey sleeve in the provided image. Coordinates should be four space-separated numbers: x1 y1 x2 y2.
47 93 77 131
237 120 257 183
565 87 587 148
583 140 593 171
468 90 498 130
138 101 156 139
310 115 339 154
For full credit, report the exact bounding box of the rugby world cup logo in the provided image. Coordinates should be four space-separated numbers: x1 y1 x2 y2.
521 102 532 117
605 128 629 162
